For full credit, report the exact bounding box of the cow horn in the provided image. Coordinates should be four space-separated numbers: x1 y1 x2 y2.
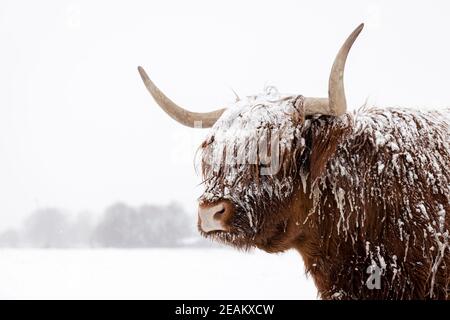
304 23 364 116
138 66 225 128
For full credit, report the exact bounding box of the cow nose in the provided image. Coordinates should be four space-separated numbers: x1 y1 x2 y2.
198 200 234 233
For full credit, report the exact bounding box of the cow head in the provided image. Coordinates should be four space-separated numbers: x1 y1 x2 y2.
138 24 363 251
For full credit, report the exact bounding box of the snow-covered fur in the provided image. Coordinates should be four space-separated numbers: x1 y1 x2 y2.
199 88 450 299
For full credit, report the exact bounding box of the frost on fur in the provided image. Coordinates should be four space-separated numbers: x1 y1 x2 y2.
199 87 450 299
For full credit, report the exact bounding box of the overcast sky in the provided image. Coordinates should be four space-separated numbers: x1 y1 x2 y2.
1 0 449 229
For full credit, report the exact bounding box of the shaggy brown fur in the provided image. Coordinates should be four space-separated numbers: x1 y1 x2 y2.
199 94 450 300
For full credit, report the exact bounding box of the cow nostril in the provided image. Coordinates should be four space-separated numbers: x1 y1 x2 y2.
198 200 234 233
214 208 226 220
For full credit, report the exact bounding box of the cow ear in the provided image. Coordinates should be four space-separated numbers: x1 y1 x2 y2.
309 116 352 183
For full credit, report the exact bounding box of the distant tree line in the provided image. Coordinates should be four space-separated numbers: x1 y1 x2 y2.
0 202 217 248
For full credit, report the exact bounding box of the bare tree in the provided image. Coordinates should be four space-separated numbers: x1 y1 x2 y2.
0 229 20 248
23 208 70 248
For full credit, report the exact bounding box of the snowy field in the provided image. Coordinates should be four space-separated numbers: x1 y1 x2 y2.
0 248 317 300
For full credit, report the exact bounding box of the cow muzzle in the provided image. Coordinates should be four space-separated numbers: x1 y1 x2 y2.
198 200 234 233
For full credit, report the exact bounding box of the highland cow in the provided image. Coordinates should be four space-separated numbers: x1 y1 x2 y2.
138 23 450 299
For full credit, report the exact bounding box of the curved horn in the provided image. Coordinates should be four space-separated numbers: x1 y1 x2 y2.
328 23 364 115
138 66 225 128
304 23 364 116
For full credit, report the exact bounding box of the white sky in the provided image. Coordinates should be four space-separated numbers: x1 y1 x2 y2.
1 0 450 230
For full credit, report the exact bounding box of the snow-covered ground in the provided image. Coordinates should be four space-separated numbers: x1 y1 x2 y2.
0 248 317 300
